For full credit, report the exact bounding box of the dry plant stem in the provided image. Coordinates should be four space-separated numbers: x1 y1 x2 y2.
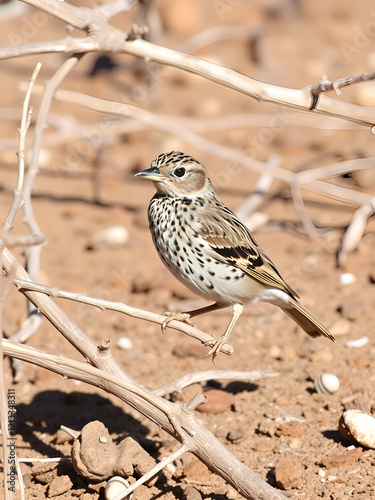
1 341 285 500
25 84 374 210
23 56 82 284
13 279 233 356
0 0 373 127
19 56 82 348
235 155 279 220
0 64 41 500
1 340 174 416
154 368 278 397
0 111 362 157
1 253 287 499
338 204 375 266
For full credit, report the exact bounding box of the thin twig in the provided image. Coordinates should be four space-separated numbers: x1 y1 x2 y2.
13 279 233 356
154 368 279 397
0 63 42 500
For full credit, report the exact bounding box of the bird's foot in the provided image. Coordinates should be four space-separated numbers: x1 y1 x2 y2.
203 335 229 362
161 311 195 333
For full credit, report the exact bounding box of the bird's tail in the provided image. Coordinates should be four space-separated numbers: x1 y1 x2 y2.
282 299 336 342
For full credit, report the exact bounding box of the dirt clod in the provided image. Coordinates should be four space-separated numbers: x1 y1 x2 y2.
275 454 303 490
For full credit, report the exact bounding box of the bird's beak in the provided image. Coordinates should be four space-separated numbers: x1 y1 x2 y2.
135 166 167 183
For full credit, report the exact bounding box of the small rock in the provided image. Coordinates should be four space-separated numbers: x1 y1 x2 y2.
48 475 73 497
87 226 129 250
269 345 282 359
197 389 234 414
227 427 246 442
289 438 302 449
72 421 117 481
274 396 289 407
55 429 73 445
275 421 308 438
321 447 362 469
253 439 274 453
346 336 369 348
116 437 159 487
32 464 57 485
183 459 210 482
338 297 364 321
183 485 203 500
329 318 351 337
339 410 375 449
274 455 303 490
339 273 356 285
116 336 133 350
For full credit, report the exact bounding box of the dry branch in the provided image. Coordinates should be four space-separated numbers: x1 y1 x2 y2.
1 253 286 500
0 0 373 127
13 278 233 356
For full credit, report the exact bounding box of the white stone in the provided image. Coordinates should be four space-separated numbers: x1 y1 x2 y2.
345 336 369 348
89 226 129 250
116 336 133 351
341 410 375 449
339 273 356 285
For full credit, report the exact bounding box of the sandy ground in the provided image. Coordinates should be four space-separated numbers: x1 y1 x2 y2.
1 1 375 499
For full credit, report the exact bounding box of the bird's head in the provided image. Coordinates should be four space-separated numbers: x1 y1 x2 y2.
135 151 213 197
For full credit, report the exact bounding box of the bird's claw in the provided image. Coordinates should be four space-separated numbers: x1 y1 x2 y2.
203 335 229 362
161 311 195 333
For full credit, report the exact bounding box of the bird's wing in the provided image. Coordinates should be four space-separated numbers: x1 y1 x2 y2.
197 201 298 298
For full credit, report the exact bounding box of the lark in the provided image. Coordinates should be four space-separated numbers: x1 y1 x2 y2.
136 151 335 360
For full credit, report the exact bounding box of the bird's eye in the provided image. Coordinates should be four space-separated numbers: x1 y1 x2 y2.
174 167 186 178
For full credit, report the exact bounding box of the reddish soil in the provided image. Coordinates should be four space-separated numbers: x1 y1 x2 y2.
1 1 375 499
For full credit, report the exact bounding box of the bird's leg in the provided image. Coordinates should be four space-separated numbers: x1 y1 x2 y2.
204 303 244 361
161 303 226 333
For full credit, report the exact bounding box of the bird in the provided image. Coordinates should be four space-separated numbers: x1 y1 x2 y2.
135 151 335 360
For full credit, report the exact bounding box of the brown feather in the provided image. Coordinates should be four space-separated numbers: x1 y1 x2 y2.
198 196 299 298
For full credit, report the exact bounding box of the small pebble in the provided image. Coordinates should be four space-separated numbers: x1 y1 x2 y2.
105 476 132 500
88 226 129 250
274 455 303 490
275 421 308 438
345 337 369 348
339 273 356 285
48 475 73 497
227 427 246 442
116 336 133 350
329 318 351 337
321 447 362 469
183 485 203 500
197 389 234 414
183 459 210 482
253 439 274 453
